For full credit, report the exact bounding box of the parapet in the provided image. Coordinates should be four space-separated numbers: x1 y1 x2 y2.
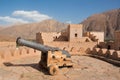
0 47 41 64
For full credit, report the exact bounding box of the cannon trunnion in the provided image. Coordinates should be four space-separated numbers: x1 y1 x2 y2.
16 37 73 75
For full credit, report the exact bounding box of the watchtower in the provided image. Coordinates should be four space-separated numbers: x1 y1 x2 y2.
68 24 83 42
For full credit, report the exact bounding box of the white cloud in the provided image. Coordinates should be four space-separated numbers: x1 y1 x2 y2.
0 16 29 24
13 10 52 22
0 10 52 25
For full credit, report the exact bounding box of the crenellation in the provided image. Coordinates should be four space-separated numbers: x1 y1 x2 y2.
0 46 41 64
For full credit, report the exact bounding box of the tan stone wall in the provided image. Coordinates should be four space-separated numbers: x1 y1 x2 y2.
114 31 120 50
85 32 104 42
43 42 97 55
36 32 68 44
36 24 97 44
107 41 114 49
98 41 114 49
35 24 105 56
0 46 41 64
36 32 43 44
0 42 16 47
98 31 120 50
89 47 120 61
68 24 83 42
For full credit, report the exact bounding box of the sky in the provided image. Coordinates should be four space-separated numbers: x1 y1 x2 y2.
0 0 120 26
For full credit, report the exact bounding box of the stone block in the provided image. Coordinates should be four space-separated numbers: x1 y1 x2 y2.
112 51 120 60
85 48 91 54
105 50 115 58
98 49 102 56
101 49 107 56
92 48 100 55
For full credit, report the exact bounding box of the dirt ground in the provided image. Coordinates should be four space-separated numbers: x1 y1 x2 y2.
0 55 120 80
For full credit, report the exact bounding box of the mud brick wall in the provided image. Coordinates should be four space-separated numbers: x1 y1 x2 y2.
0 42 16 47
98 49 107 56
0 47 41 64
68 24 83 42
92 48 100 55
36 32 66 44
44 42 97 55
114 31 120 50
88 48 120 61
85 32 104 42
112 51 120 60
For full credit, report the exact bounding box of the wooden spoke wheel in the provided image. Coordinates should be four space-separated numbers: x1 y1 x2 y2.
49 65 59 75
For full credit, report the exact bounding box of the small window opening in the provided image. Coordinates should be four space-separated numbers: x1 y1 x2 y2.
119 47 120 50
75 33 77 37
107 45 111 50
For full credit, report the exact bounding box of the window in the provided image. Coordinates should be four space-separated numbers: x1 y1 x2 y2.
75 33 77 37
107 45 111 50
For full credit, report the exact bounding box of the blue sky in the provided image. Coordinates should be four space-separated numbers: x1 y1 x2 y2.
0 0 120 25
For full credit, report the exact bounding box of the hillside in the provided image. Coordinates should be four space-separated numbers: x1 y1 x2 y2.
0 19 67 41
0 26 4 30
0 35 15 41
82 8 120 40
0 9 120 41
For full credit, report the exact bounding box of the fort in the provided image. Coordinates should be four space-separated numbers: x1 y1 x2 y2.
0 24 120 63
99 31 120 50
0 24 120 80
36 24 104 55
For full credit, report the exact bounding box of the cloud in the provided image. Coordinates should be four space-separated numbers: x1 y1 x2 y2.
0 10 52 25
0 16 29 24
13 10 52 22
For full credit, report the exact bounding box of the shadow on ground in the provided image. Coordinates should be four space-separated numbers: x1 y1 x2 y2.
86 55 120 67
3 62 49 75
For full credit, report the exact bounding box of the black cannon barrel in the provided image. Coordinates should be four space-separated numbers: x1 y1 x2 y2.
16 37 71 57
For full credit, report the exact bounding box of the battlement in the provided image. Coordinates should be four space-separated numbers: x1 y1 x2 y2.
87 47 120 61
0 47 41 64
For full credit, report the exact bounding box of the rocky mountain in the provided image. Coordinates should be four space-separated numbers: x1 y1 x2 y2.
0 9 119 41
0 26 4 30
0 19 67 41
81 8 120 40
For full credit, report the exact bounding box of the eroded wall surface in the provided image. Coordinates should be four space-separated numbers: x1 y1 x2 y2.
114 31 120 50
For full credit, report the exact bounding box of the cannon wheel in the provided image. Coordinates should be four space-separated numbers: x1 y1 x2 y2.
49 65 59 75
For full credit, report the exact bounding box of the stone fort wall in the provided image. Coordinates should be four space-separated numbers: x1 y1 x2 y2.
86 48 120 61
0 46 41 64
114 31 120 50
43 42 97 55
0 41 16 47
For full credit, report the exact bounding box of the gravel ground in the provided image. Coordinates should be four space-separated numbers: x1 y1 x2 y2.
0 55 120 80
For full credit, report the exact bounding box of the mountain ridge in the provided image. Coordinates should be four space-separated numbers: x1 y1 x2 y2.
81 8 120 40
0 19 68 41
0 9 120 41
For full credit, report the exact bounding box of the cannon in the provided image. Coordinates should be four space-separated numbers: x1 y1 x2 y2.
16 37 73 75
